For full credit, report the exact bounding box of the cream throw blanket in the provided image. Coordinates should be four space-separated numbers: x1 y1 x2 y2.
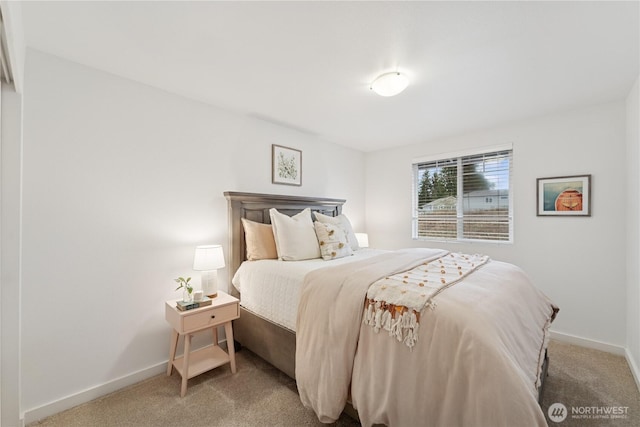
296 248 557 426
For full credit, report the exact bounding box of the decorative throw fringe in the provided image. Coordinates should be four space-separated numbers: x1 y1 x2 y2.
363 300 420 349
363 252 490 350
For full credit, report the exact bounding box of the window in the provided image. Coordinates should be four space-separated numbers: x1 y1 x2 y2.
412 145 513 242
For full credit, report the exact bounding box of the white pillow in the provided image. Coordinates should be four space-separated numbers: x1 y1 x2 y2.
269 208 321 261
314 221 353 260
314 212 360 251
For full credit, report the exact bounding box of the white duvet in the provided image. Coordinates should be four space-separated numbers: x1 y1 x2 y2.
231 249 387 330
296 248 558 427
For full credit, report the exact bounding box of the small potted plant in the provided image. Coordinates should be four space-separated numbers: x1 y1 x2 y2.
174 276 194 303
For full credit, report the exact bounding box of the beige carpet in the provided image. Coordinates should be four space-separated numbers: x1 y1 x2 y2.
28 340 639 427
541 340 640 427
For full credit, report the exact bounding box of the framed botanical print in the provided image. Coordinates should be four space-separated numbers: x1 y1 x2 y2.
272 144 302 186
537 175 591 216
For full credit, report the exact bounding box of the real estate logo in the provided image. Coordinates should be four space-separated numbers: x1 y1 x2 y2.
548 402 630 423
548 403 568 423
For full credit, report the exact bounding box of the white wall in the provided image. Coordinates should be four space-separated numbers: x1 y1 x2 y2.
20 49 365 420
626 75 640 382
365 102 627 348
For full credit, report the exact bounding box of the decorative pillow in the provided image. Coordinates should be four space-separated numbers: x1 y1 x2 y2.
314 221 353 260
314 212 360 251
269 208 321 261
241 218 278 261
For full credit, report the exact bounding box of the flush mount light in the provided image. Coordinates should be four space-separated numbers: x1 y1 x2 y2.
370 71 409 97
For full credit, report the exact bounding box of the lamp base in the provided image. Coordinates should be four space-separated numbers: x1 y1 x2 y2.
201 270 218 299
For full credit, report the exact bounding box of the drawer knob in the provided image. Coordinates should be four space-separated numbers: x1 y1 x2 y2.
211 315 216 319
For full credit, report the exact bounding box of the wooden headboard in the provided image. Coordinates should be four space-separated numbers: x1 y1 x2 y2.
223 191 346 297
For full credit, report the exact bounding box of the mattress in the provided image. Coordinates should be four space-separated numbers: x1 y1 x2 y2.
231 249 387 331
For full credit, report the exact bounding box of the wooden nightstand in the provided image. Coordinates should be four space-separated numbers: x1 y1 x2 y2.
165 291 240 397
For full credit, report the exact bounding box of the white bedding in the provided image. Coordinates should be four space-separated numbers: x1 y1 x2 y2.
296 249 558 426
231 249 387 331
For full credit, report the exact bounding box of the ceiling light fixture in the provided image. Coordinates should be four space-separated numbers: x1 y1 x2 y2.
370 71 409 97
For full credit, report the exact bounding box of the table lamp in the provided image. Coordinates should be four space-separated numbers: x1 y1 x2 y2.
193 244 225 298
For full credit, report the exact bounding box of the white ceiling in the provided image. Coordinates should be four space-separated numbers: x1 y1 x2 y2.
21 1 639 152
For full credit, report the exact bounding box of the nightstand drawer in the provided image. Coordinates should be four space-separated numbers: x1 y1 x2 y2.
183 303 238 331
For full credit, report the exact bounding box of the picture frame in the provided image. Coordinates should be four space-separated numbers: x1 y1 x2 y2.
272 144 302 186
536 174 591 216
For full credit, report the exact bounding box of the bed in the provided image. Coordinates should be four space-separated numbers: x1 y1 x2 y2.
224 191 558 426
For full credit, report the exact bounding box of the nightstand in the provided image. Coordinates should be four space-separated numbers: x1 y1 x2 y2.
165 291 240 397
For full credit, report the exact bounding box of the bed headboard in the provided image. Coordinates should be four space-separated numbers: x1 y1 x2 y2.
224 191 346 297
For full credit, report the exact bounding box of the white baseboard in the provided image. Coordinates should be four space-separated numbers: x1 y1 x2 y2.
549 330 626 356
22 338 231 425
550 330 640 393
625 348 640 393
22 361 167 425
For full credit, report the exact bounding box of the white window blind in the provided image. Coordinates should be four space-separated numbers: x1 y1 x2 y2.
412 147 513 242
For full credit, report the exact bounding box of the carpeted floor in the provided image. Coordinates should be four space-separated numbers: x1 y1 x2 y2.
28 340 639 427
541 341 640 427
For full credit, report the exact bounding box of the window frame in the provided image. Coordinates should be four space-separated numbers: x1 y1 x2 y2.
411 144 514 244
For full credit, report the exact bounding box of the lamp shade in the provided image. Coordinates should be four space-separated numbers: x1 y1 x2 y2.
355 233 369 248
193 245 225 271
370 72 409 97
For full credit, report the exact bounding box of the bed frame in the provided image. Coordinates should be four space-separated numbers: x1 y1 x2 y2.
223 191 549 405
224 191 346 379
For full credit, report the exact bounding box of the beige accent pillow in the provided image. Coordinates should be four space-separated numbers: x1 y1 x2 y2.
269 208 321 261
241 218 278 261
314 221 353 260
314 212 360 251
